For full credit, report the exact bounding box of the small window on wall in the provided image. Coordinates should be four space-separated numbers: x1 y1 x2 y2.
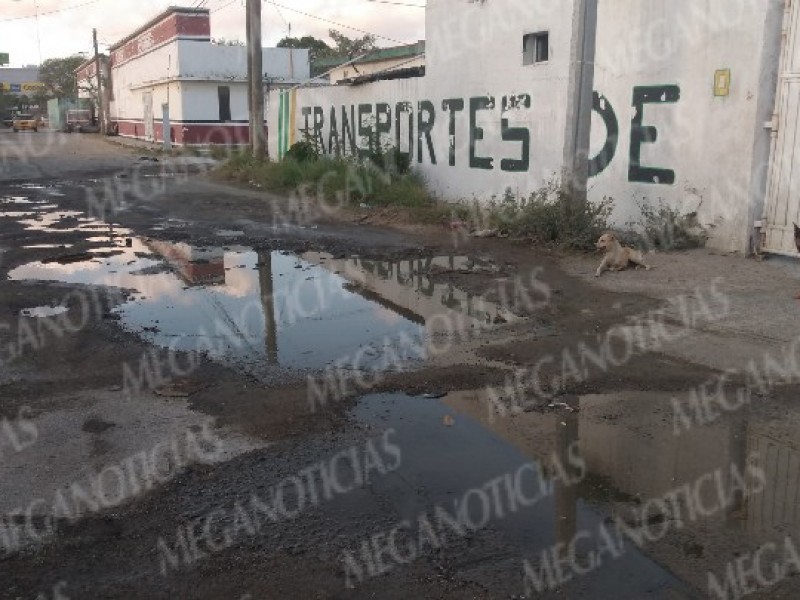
523 32 549 65
218 86 231 122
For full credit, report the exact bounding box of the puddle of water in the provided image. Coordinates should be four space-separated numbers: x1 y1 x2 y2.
353 393 692 598
1 196 47 205
20 306 69 318
397 388 800 592
7 194 518 376
23 244 74 250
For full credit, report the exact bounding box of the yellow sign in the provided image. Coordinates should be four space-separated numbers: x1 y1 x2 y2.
0 81 45 94
714 69 731 97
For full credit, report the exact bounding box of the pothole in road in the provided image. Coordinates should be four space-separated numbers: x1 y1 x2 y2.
6 198 523 378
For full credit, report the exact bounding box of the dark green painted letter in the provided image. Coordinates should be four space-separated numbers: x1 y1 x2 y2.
629 85 680 184
469 96 494 170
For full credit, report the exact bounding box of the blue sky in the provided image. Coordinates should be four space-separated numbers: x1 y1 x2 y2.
0 0 426 67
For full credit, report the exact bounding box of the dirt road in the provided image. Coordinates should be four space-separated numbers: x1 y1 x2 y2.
2 131 800 599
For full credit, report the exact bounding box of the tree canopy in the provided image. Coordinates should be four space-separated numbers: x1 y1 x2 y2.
277 30 378 62
39 55 86 99
277 35 332 62
328 29 377 59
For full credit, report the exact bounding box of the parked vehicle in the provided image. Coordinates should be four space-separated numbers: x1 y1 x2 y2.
12 114 39 132
65 109 91 133
1 113 13 128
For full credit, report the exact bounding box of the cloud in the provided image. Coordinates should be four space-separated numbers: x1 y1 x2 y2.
0 0 425 67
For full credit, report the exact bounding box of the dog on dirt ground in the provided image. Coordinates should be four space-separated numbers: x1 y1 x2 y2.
595 232 651 277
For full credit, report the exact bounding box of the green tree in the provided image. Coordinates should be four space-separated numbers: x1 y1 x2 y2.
39 55 85 99
277 35 332 62
328 29 376 59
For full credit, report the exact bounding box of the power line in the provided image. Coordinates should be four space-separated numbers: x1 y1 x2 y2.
269 2 408 46
211 0 240 14
0 0 105 22
365 0 425 7
267 0 289 30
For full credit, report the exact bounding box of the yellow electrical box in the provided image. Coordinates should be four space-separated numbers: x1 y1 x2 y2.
714 69 731 97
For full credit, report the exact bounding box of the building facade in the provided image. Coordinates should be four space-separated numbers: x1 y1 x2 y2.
86 6 308 146
269 0 790 255
321 41 426 84
0 67 44 97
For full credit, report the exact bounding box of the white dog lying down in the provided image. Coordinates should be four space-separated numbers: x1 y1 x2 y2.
595 232 651 277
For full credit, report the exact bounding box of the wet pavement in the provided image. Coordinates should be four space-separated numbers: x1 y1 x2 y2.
3 136 800 599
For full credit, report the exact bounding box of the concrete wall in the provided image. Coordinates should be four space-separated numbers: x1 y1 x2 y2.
271 0 576 200
179 44 309 81
268 0 784 253
591 0 784 253
110 37 305 144
110 41 180 122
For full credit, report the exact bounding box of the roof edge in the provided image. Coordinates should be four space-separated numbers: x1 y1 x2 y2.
109 6 210 52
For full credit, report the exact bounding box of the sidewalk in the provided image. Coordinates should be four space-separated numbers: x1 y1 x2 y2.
562 249 800 372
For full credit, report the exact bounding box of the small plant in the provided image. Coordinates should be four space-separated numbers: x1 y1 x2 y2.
209 145 229 160
285 141 319 163
630 199 708 250
486 179 614 250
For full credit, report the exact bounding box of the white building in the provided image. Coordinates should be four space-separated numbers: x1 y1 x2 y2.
269 0 795 255
318 41 425 84
86 6 308 146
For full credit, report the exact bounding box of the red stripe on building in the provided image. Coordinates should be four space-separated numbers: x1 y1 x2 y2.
115 120 264 146
110 10 210 67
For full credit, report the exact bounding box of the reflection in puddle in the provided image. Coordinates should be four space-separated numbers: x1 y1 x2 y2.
8 200 518 375
10 239 518 374
428 388 800 592
353 393 692 598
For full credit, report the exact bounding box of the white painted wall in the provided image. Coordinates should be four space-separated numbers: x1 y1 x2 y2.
181 81 249 121
110 41 182 121
270 0 576 202
590 0 783 253
179 43 309 81
267 0 783 253
111 40 309 124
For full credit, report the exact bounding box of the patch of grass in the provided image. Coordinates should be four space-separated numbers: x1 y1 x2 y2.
216 149 437 210
216 153 618 250
483 180 614 250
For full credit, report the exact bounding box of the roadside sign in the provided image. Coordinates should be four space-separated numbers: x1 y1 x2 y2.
0 53 8 66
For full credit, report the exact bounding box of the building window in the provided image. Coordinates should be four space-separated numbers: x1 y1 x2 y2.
523 32 549 65
218 86 231 122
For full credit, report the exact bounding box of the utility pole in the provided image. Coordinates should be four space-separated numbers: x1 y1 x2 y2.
245 4 252 146
562 0 598 207
246 0 266 158
92 28 106 135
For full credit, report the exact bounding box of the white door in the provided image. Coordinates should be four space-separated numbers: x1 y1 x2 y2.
143 92 154 142
763 0 800 255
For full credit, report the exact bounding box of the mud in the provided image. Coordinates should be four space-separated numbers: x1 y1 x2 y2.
2 135 799 599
